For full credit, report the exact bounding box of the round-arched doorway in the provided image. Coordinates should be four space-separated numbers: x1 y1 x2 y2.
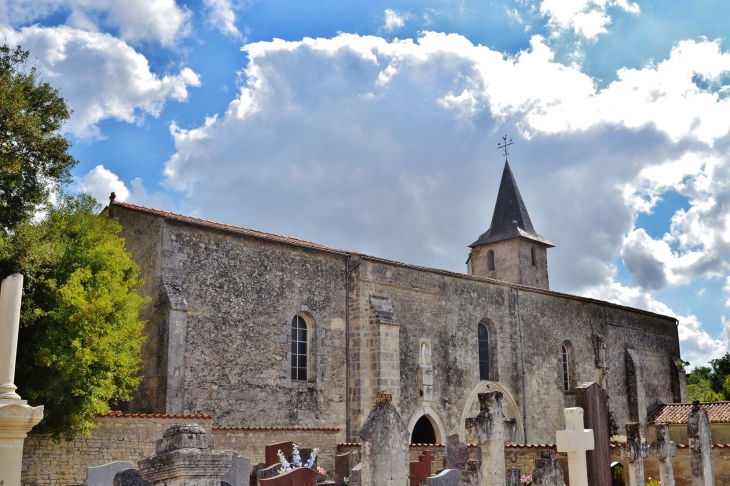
411 415 437 444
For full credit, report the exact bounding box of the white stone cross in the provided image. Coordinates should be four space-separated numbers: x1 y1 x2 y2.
556 407 594 486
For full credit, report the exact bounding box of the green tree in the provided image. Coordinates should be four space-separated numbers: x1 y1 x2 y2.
686 354 730 402
0 44 76 232
0 194 146 439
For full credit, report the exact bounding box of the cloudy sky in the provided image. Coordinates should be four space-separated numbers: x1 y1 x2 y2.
7 0 730 368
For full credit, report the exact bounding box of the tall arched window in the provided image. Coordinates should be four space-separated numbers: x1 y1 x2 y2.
561 343 571 391
531 246 537 266
487 250 495 271
291 315 308 381
478 323 489 380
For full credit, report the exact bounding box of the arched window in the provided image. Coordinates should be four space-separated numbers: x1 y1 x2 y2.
531 246 537 266
487 249 495 271
291 315 309 381
478 323 489 380
561 343 571 391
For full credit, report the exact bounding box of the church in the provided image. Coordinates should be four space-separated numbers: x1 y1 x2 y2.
109 161 686 445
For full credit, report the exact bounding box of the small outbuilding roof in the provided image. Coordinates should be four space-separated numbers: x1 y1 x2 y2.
648 402 730 424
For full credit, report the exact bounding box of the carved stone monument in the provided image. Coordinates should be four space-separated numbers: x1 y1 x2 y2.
443 433 469 470
465 391 506 486
556 407 594 486
620 422 647 486
532 451 564 486
0 274 44 486
575 382 611 486
358 390 409 486
687 401 714 486
649 424 676 486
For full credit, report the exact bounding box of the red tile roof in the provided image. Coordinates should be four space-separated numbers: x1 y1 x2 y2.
110 201 677 323
213 426 341 431
648 402 730 424
99 412 215 419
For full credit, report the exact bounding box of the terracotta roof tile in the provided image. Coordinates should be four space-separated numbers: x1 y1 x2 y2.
99 411 215 419
648 402 730 424
110 202 676 323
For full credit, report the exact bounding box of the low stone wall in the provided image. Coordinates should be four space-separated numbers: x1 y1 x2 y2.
22 414 215 486
21 414 342 486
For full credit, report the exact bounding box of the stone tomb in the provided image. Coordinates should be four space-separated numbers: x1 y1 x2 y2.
113 469 151 486
265 441 294 467
426 469 461 486
86 461 134 486
221 451 251 486
259 467 317 486
443 433 469 470
409 450 435 486
256 463 281 484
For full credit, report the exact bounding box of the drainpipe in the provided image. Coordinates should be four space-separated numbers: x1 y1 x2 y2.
345 254 363 443
517 289 528 444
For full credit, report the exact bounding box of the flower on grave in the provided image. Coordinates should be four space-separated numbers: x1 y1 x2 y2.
316 466 326 474
277 449 292 472
305 447 319 468
344 477 350 485
646 477 661 486
520 474 533 486
292 443 302 467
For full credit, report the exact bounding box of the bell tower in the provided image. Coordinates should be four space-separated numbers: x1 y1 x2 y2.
467 161 554 289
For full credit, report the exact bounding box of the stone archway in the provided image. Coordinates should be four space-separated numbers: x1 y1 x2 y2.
407 405 446 444
459 381 524 444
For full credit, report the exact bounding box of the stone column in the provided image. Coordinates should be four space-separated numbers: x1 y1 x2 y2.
687 401 714 486
465 391 505 486
0 274 44 486
620 422 647 486
649 424 676 486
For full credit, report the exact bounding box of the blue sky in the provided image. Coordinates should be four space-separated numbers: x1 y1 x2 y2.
5 0 730 368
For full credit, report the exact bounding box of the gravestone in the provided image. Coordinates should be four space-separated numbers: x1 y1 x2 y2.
358 390 409 486
464 391 505 486
443 433 469 470
335 450 359 486
649 424 676 486
138 423 232 486
349 463 362 486
532 450 564 486
259 467 317 486
256 463 281 485
556 407 594 486
507 467 521 486
114 469 152 486
265 441 294 467
87 461 134 486
426 469 461 486
719 473 730 486
221 451 251 486
620 423 647 486
687 401 714 486
410 451 435 486
576 382 611 486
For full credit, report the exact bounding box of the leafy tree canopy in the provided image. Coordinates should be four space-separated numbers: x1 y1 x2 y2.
0 194 146 439
687 353 730 402
0 44 76 232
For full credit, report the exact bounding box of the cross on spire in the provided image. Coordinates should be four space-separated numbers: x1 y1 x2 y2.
497 135 513 162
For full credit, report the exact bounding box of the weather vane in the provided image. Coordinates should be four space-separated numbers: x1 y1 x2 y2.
497 135 513 161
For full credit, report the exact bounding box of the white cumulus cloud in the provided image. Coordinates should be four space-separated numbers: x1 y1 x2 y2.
204 0 241 38
539 0 640 39
78 165 176 210
382 9 406 32
1 25 201 139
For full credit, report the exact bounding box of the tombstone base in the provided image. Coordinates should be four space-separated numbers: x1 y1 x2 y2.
0 399 44 486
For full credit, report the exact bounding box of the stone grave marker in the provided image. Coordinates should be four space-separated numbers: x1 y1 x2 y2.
426 469 461 486
532 450 564 486
335 451 359 486
256 463 281 485
87 461 134 486
556 407 594 486
358 390 409 486
138 423 232 486
221 451 251 486
507 467 521 486
720 473 730 486
620 422 647 486
649 424 676 486
687 401 714 486
259 467 318 486
465 391 506 486
443 433 469 470
349 464 362 486
265 441 294 467
575 382 611 486
410 450 435 486
113 469 151 486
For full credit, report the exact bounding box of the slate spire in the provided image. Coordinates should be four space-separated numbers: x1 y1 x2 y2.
470 161 554 248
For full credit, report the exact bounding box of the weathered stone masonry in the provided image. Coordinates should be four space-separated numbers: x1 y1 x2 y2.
109 200 684 447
